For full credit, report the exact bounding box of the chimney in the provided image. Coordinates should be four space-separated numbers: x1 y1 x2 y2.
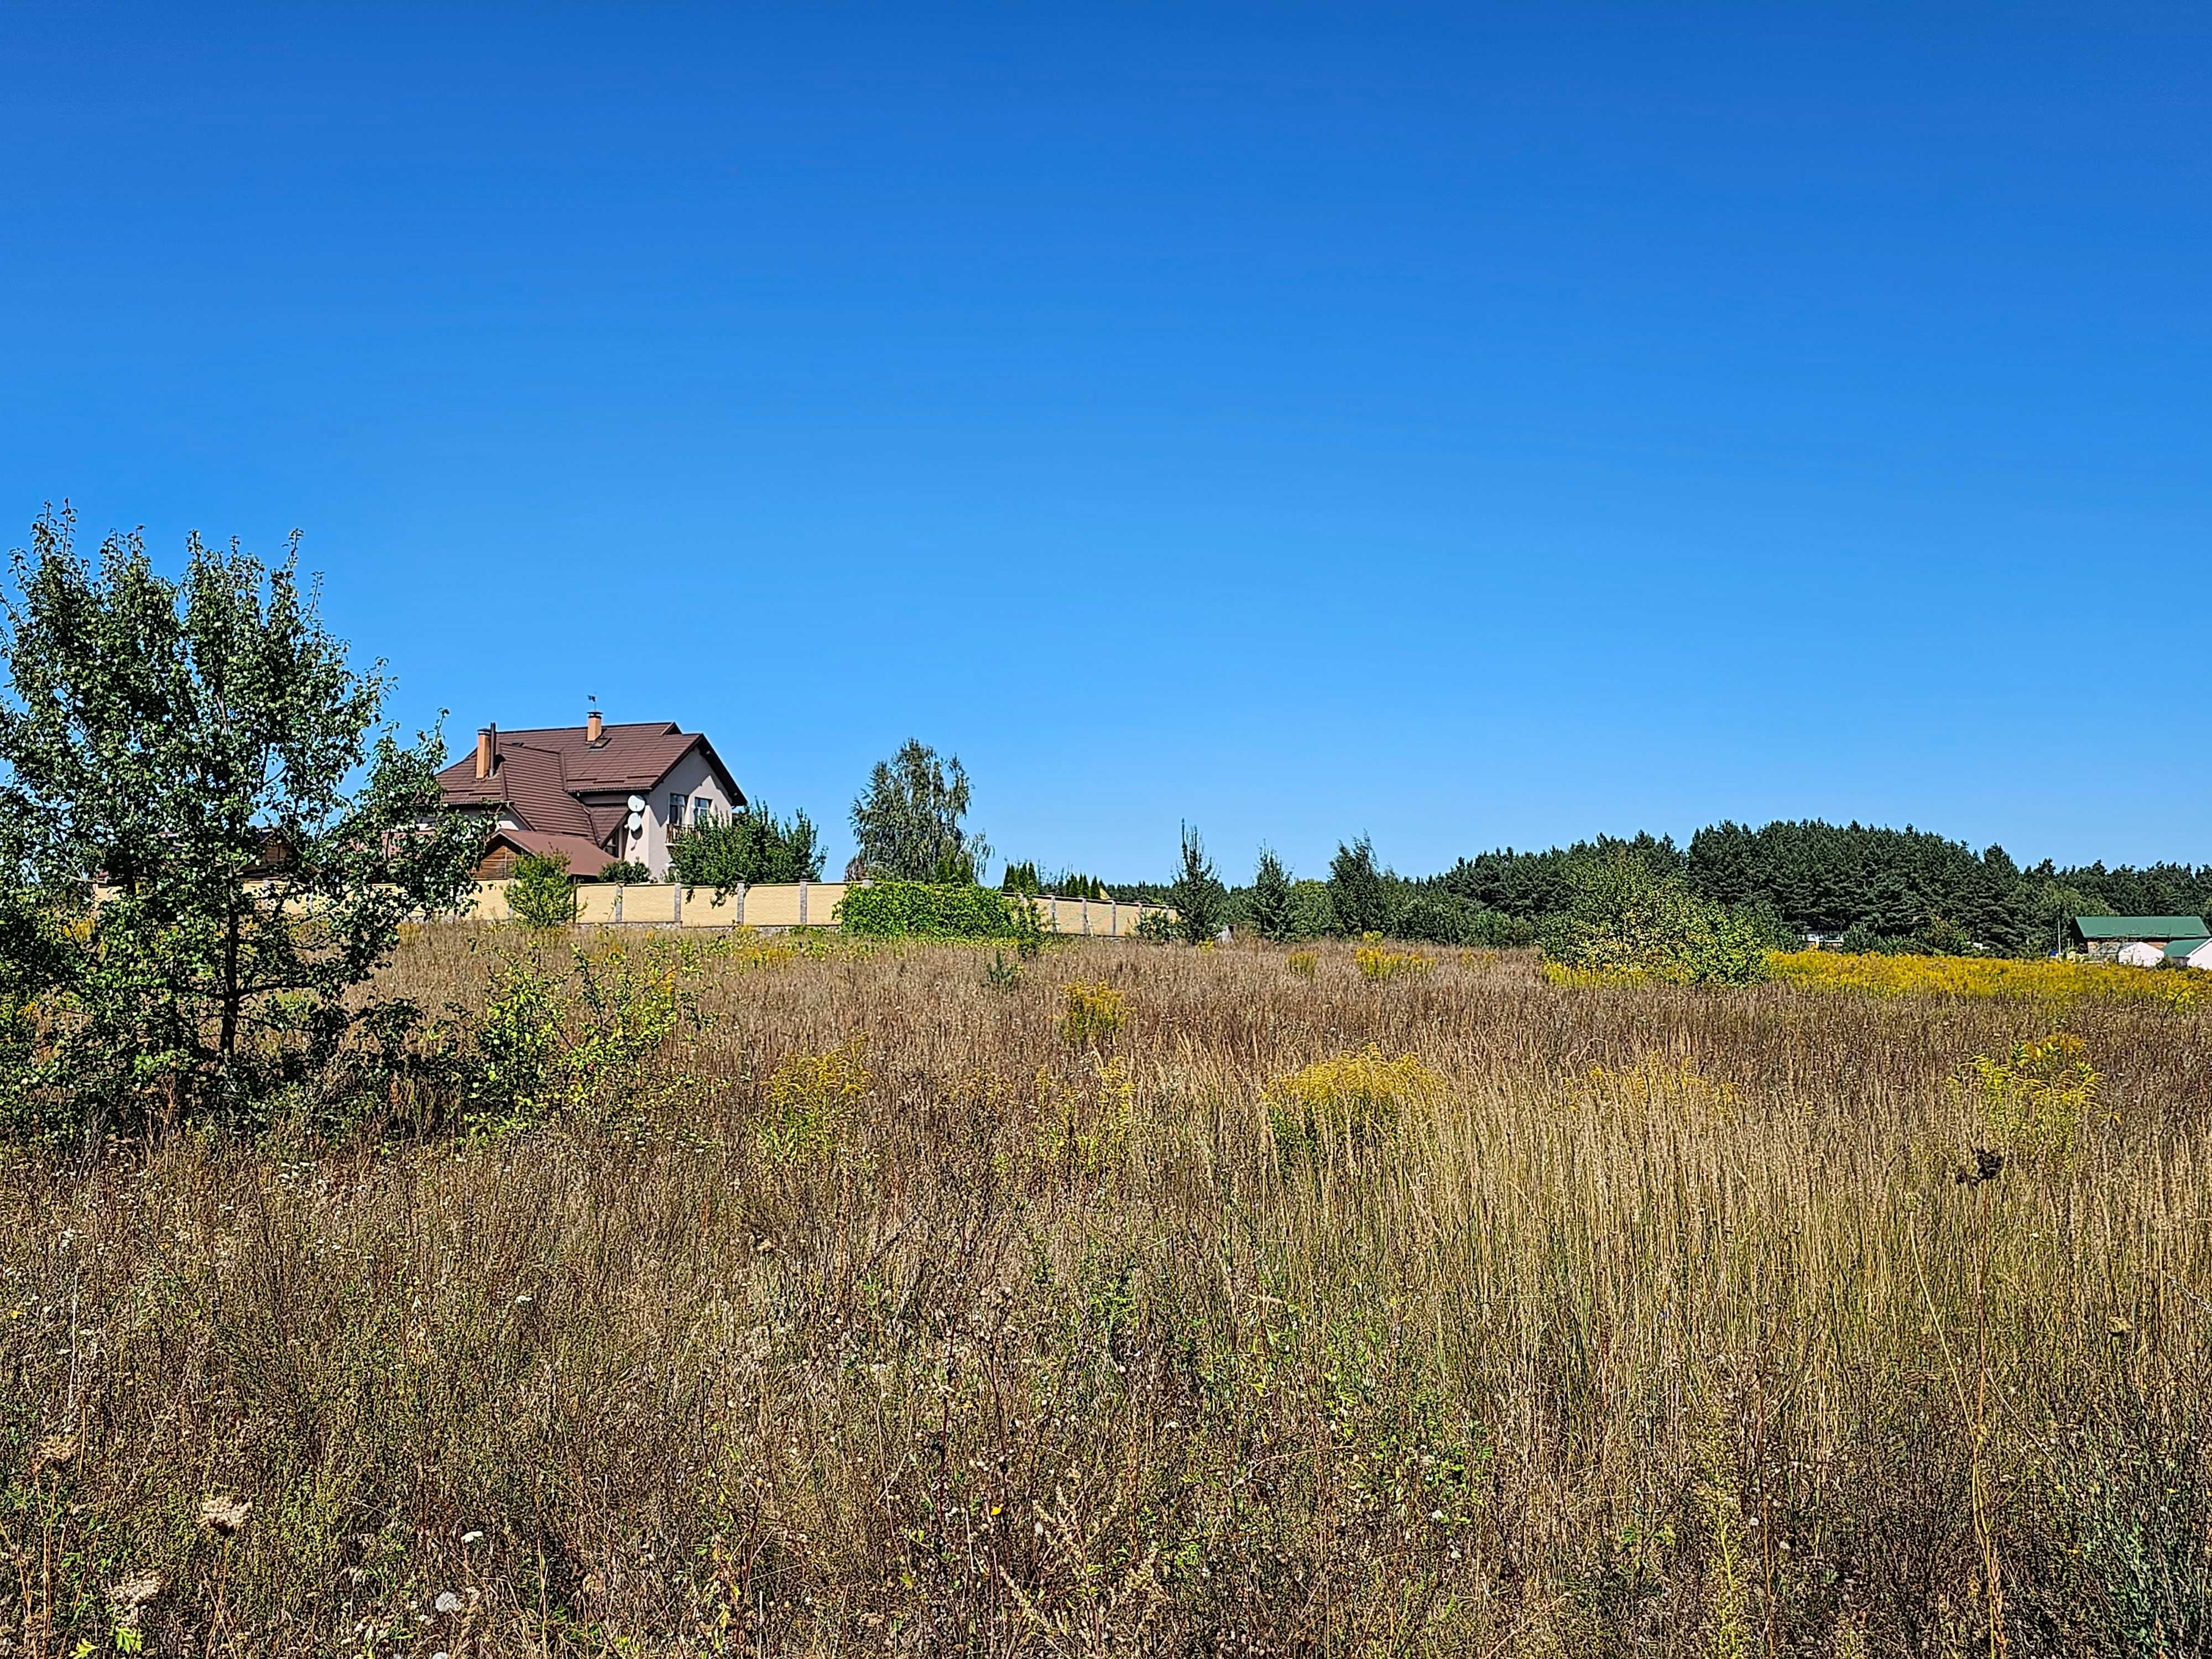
474 727 493 780
586 708 603 745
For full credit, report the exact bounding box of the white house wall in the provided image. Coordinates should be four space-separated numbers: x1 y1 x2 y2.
624 746 737 877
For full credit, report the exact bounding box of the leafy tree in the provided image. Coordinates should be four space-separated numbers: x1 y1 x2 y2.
1541 849 1767 985
0 508 483 1129
1248 847 1293 942
508 852 577 929
596 859 653 884
668 802 823 895
1285 879 1337 941
1135 907 1176 944
850 739 989 882
1327 837 1394 938
1169 823 1226 944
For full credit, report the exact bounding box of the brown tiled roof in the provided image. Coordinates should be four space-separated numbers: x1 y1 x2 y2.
438 721 743 818
483 827 619 873
486 744 599 839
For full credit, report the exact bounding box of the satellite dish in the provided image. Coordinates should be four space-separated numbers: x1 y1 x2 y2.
627 795 646 813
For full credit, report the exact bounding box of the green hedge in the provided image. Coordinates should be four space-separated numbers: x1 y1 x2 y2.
836 881 1038 940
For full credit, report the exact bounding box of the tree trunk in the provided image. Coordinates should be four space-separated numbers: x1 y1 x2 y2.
218 896 242 1058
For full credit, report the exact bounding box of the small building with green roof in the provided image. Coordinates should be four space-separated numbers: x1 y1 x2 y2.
2068 915 2211 958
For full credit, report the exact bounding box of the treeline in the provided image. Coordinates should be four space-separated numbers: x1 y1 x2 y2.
1115 822 2212 957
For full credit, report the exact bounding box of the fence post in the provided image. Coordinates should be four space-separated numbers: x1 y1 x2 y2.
799 880 808 926
613 883 624 924
674 883 682 925
735 881 745 928
1109 898 1118 936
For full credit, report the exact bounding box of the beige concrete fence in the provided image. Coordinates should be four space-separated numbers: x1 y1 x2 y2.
464 880 1169 938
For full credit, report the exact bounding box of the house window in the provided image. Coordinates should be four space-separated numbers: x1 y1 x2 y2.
667 792 687 828
692 796 712 826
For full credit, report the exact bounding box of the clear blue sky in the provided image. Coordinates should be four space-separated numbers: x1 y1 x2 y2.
4 4 2206 881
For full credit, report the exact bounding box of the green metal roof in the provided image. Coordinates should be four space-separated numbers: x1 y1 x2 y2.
2165 938 2207 961
2073 915 2211 942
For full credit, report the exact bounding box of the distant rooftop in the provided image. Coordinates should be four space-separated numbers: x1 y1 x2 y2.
2072 915 2210 942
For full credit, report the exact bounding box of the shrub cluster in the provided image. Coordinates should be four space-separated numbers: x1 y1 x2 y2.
508 852 577 930
835 880 1040 942
667 803 823 893
1540 850 1771 985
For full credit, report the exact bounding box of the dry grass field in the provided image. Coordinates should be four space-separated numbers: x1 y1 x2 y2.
5 929 2211 1656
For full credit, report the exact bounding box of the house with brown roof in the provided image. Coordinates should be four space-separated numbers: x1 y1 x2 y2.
437 711 744 881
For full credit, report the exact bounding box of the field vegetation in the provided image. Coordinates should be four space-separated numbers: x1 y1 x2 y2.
4 929 2210 1655
1772 949 2206 1009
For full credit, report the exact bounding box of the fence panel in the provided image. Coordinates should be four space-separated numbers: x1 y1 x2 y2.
742 884 804 928
573 886 622 925
682 889 743 927
457 880 1167 933
620 884 679 925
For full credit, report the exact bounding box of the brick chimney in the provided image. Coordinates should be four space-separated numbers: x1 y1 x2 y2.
586 708 603 745
474 727 493 780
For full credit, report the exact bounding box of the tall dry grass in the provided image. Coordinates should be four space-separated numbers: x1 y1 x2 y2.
3 930 2210 1656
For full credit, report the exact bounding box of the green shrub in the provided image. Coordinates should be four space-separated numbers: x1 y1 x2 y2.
1285 879 1337 941
509 852 577 930
461 953 565 1129
1540 849 1768 985
836 881 1037 941
668 803 823 894
1968 1031 2102 1171
596 859 652 884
